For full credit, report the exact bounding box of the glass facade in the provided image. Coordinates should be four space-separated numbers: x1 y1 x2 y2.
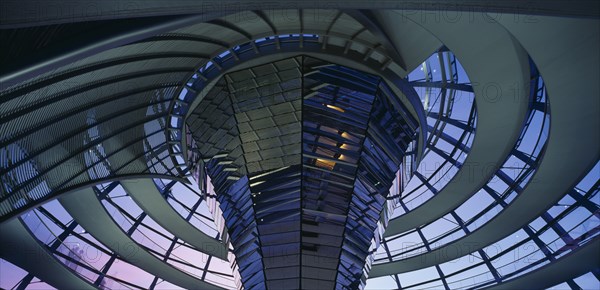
1 6 599 290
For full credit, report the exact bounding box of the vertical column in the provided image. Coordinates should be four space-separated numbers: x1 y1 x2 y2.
301 57 379 289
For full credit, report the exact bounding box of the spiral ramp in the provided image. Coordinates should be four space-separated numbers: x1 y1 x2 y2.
1 2 599 289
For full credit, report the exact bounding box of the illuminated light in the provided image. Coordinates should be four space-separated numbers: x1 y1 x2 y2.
316 158 336 170
250 166 290 180
250 181 265 187
212 153 228 159
326 104 345 113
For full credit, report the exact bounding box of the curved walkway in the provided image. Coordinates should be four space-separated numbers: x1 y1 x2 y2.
485 236 600 289
383 9 530 238
59 187 224 290
121 178 228 260
371 14 599 277
0 218 95 289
